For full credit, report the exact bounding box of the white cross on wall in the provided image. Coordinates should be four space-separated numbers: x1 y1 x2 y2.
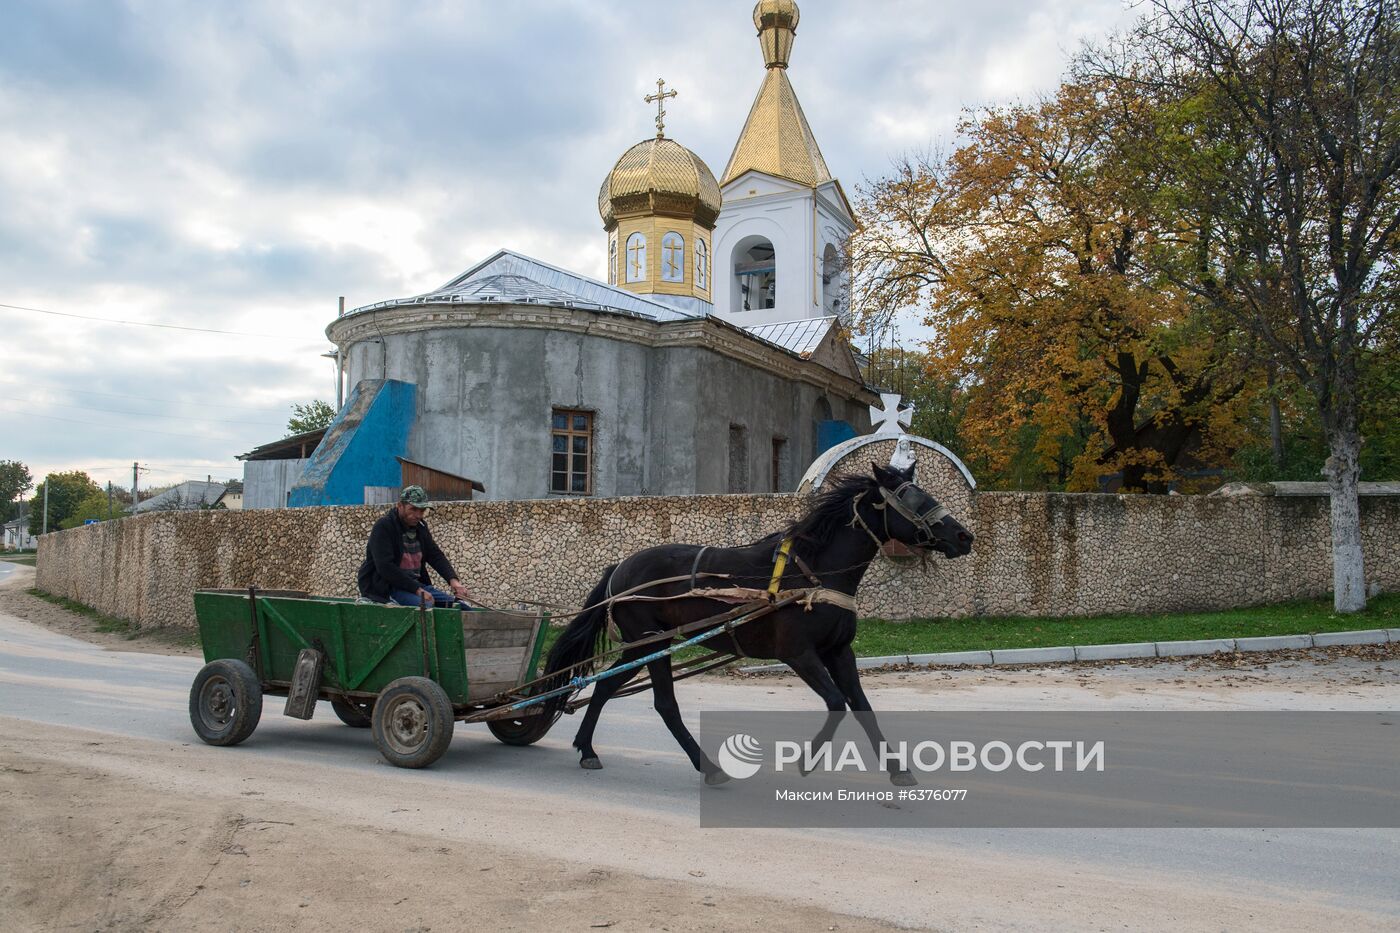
869 393 912 435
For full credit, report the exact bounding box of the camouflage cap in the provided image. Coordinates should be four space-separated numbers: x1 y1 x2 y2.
399 485 434 508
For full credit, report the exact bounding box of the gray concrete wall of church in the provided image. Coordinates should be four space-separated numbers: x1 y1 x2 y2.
341 323 867 501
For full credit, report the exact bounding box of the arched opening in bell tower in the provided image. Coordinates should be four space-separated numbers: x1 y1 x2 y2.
822 242 846 320
732 235 776 312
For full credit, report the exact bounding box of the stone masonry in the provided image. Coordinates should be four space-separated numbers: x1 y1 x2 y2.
35 440 1400 630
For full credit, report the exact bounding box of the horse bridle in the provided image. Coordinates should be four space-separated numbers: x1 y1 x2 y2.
851 482 951 550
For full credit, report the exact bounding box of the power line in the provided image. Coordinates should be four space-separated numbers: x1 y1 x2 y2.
0 381 293 414
0 405 260 441
0 300 296 339
0 394 281 428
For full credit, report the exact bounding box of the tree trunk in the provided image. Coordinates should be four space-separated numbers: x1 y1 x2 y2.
1322 418 1367 613
1267 365 1283 469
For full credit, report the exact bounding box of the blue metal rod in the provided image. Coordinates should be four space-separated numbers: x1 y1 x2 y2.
498 610 760 714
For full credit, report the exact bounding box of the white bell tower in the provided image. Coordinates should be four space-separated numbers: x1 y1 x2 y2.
711 0 856 329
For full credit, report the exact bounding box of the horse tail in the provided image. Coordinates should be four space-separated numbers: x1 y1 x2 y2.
539 564 616 712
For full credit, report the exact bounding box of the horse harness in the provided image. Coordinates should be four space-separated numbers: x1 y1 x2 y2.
849 481 951 552
601 539 860 652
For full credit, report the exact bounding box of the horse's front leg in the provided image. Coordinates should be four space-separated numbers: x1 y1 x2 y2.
785 648 849 775
572 646 647 770
646 657 726 784
822 643 915 786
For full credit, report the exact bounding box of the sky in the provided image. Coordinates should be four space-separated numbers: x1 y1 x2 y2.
0 0 1139 493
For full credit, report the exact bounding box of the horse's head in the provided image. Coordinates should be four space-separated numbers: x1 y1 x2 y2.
866 461 974 560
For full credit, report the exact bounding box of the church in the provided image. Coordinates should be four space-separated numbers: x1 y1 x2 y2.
248 1 876 508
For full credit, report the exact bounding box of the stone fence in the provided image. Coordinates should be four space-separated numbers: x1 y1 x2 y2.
34 468 1400 631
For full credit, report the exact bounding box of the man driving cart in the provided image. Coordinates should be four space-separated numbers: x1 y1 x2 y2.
358 485 478 608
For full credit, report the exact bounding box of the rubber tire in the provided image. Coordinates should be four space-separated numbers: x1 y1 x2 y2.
487 711 559 747
189 659 263 747
331 697 373 728
371 677 455 769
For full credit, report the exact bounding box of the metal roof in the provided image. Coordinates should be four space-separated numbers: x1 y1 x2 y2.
130 481 229 513
742 316 835 357
349 249 699 322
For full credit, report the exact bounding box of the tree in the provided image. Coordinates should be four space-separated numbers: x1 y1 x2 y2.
59 491 120 529
28 471 101 535
286 400 336 436
850 77 1262 492
1084 0 1398 610
0 460 32 523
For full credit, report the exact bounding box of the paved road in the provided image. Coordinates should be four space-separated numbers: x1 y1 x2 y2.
1 602 1398 930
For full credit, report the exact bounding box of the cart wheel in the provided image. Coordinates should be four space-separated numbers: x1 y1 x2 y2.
487 711 560 747
189 659 263 746
331 697 373 728
371 677 454 768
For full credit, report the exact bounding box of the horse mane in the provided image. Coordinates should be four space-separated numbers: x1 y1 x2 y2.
779 472 877 548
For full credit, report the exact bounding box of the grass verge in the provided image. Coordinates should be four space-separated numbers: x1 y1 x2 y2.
25 588 201 650
851 592 1400 657
1 554 37 566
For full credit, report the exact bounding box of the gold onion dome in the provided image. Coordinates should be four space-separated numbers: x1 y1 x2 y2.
754 0 799 68
598 137 721 232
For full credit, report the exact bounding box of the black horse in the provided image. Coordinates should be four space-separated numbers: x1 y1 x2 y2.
541 460 974 785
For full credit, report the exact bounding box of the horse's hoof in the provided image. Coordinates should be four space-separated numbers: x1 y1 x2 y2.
890 770 917 787
579 757 603 770
704 770 731 786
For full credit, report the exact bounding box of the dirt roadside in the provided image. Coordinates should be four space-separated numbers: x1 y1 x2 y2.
0 564 201 657
0 738 901 933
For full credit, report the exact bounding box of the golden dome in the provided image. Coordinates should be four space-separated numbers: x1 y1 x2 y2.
753 0 799 68
754 0 799 31
598 137 721 231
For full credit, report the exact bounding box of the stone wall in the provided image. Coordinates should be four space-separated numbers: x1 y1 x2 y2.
34 438 1400 630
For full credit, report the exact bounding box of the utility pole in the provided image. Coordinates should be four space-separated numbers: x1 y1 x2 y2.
107 481 113 520
132 461 140 508
42 480 48 535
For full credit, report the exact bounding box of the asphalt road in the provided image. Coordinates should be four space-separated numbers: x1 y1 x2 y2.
1 596 1398 930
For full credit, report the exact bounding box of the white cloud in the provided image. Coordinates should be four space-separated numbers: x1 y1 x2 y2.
0 0 1137 489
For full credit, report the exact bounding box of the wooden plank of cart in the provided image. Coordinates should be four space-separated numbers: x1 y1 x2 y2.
187 587 554 768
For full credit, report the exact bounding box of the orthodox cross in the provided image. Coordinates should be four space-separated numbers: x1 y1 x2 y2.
627 237 646 280
869 393 913 435
644 78 678 138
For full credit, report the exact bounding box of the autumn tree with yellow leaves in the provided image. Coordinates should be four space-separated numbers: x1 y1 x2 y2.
851 78 1263 493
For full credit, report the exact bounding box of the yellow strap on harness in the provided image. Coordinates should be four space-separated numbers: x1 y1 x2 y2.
768 537 793 599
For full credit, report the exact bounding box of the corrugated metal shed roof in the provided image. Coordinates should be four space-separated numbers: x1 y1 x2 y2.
130 481 228 513
350 250 699 322
742 316 835 357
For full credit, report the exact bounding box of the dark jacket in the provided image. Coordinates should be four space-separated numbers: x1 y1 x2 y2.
357 508 460 601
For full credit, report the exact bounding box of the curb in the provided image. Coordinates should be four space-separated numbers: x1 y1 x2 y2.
737 627 1394 674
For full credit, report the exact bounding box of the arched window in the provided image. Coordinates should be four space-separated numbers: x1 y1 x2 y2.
734 236 776 311
661 232 685 282
625 232 647 282
822 242 846 319
608 237 617 285
696 238 709 290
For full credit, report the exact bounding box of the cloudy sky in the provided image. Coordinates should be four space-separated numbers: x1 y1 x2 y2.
0 0 1137 492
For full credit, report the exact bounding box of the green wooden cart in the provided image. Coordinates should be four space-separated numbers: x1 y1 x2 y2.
187 588 555 768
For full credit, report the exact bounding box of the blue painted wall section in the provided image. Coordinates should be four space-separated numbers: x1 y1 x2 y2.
817 419 857 454
288 379 417 507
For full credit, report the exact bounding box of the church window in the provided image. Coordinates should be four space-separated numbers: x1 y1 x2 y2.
727 424 748 493
625 233 647 282
609 237 617 285
551 409 593 495
661 232 684 282
696 238 708 290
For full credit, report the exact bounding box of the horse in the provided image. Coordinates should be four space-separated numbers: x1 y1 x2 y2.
539 458 975 785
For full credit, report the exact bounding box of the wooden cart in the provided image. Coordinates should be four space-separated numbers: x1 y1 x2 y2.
188 588 553 769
